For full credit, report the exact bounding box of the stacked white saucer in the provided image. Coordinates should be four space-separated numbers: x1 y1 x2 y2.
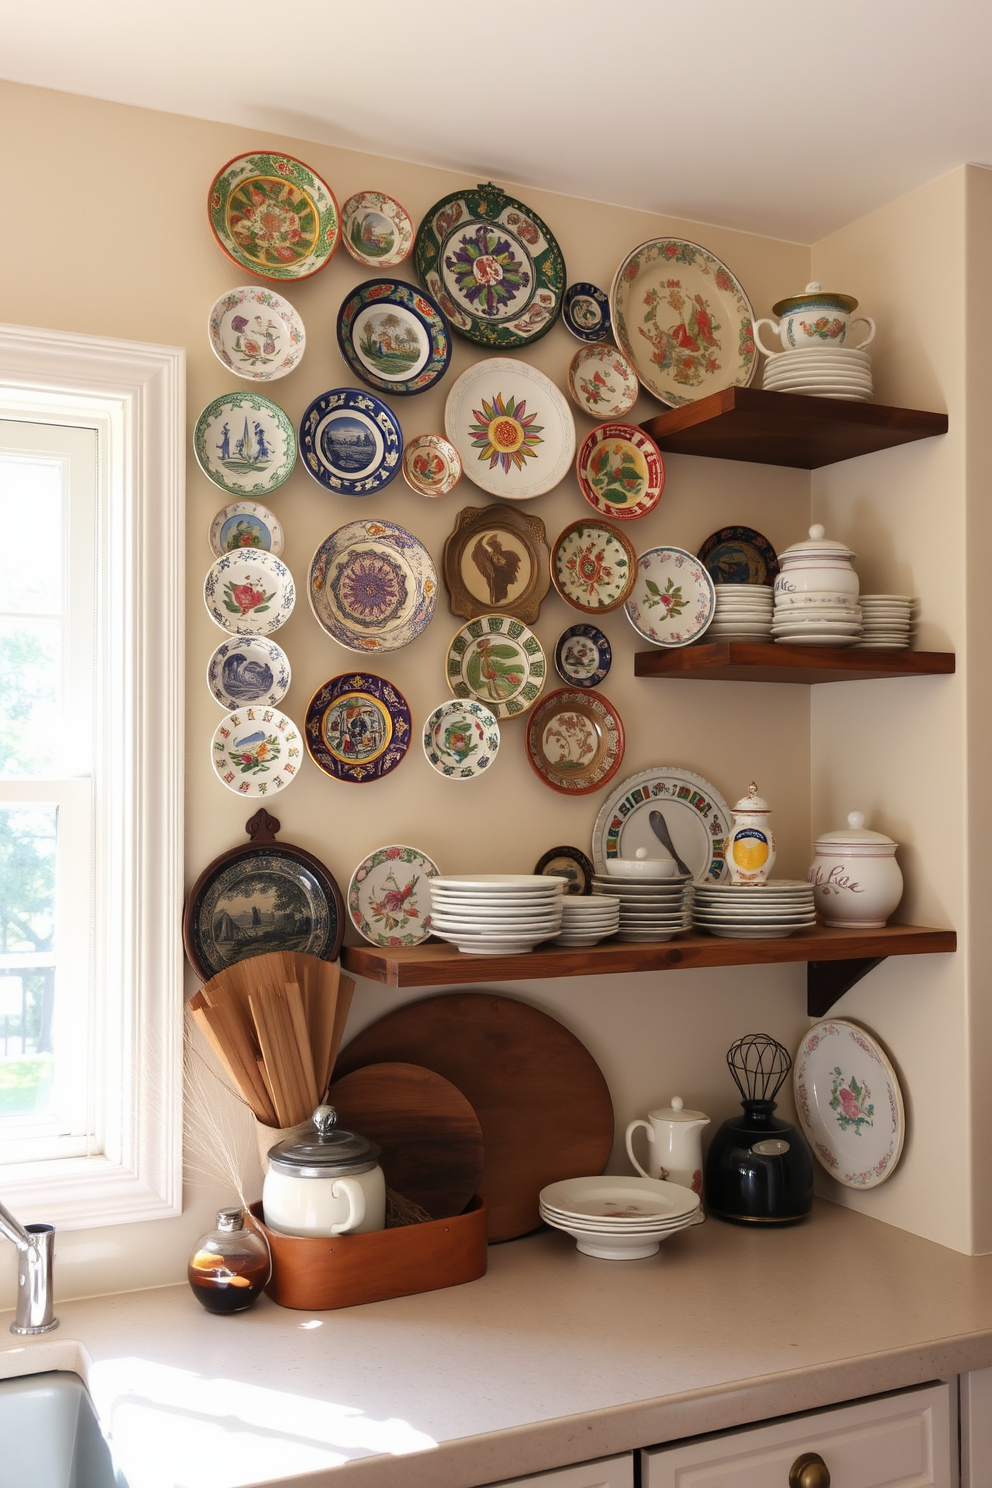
539 1175 700 1260
428 874 563 955
852 594 915 650
552 894 620 947
691 880 816 939
591 871 693 942
771 590 863 647
762 346 873 400
704 584 773 641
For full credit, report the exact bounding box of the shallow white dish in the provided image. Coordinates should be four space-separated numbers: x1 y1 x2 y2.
208 500 285 559
208 286 305 381
794 1018 905 1189
445 357 576 501
774 634 860 647
606 857 677 879
203 549 296 635
431 874 564 892
206 634 291 709
210 706 303 795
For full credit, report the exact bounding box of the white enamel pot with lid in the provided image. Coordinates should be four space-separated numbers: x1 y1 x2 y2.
808 811 903 928
262 1104 386 1237
774 524 859 597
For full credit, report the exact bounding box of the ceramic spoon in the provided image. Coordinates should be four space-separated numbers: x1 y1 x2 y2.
649 810 690 876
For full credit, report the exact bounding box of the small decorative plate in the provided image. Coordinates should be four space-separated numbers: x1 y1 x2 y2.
443 503 550 624
576 423 666 520
208 286 306 381
591 766 733 881
532 845 595 895
203 549 296 635
300 388 402 495
422 698 501 780
308 519 437 654
624 546 715 647
525 688 625 796
414 181 566 347
567 344 639 419
610 237 756 408
341 191 414 268
206 635 291 709
347 844 440 947
794 1019 905 1190
563 283 611 343
194 391 297 497
337 279 452 397
402 434 462 497
445 614 547 720
555 624 612 688
697 525 780 585
305 672 411 783
207 151 339 280
445 356 575 501
552 518 637 614
208 500 284 558
210 706 303 796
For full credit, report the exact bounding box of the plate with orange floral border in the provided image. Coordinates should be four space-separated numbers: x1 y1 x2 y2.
552 518 637 614
444 357 575 501
576 423 665 521
525 687 625 796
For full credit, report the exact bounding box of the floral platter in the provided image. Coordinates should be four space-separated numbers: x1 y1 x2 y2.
446 613 547 720
697 525 780 586
402 434 462 497
208 286 306 382
341 190 414 268
532 845 595 895
207 151 340 280
300 387 402 496
206 634 291 709
208 500 284 559
624 546 715 647
793 1019 905 1190
554 624 612 689
308 519 437 653
347 844 440 947
525 687 625 796
591 766 733 882
337 279 452 397
422 698 501 781
305 672 411 784
444 356 575 501
563 282 611 343
210 706 303 796
567 343 639 420
576 422 666 521
194 391 297 498
552 518 637 614
610 237 756 408
203 549 296 636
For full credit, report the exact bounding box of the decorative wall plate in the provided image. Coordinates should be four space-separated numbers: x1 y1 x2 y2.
697 525 780 585
576 422 666 520
443 504 550 624
567 343 639 419
624 546 715 647
337 279 452 396
551 518 637 613
300 388 402 495
422 698 501 780
207 152 339 280
194 391 297 497
203 549 296 635
308 519 438 653
592 766 732 881
208 500 284 559
347 844 440 946
402 434 462 497
610 237 756 408
525 688 625 796
414 182 566 347
563 283 611 342
794 1019 905 1189
445 614 547 720
210 706 303 796
554 624 612 688
305 672 411 783
532 845 595 895
445 357 575 500
208 286 306 381
341 191 414 268
206 635 291 709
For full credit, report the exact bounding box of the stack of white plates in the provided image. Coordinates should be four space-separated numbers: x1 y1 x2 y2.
691 880 816 939
704 584 773 642
762 346 873 400
539 1175 700 1260
428 874 564 955
772 589 863 647
591 872 692 942
852 594 915 650
553 895 620 947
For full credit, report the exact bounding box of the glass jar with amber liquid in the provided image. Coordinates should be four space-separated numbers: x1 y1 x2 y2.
188 1207 270 1313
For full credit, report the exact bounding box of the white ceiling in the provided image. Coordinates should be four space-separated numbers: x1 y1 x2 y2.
3 0 992 243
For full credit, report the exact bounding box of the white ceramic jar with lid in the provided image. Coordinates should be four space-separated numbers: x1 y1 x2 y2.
262 1105 386 1237
726 781 776 885
808 811 903 927
774 524 859 597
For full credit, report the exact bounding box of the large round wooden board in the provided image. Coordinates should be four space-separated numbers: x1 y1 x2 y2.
335 992 614 1241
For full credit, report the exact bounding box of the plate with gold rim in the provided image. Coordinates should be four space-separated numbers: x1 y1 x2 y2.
341 191 414 268
445 613 547 720
305 672 412 784
445 357 575 501
552 518 637 613
308 519 438 653
567 343 639 419
207 151 339 280
525 688 625 796
576 423 666 521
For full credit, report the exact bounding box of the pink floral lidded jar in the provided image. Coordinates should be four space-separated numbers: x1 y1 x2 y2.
808 812 903 928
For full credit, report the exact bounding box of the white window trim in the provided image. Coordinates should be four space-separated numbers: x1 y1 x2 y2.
0 323 185 1228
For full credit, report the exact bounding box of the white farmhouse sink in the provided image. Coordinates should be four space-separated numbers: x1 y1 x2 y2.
0 1370 123 1487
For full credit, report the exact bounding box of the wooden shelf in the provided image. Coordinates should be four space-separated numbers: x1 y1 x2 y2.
634 642 956 684
639 387 948 468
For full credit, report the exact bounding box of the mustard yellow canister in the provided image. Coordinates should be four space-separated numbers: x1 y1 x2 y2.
726 781 776 885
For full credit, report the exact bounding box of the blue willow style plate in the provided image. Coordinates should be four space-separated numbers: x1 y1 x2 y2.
300 388 402 495
305 672 412 783
337 279 452 396
563 283 611 343
308 519 438 654
554 624 612 688
206 635 291 709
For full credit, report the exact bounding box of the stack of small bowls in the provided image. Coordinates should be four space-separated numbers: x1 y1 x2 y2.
853 594 916 649
592 858 692 942
691 880 816 939
539 1175 700 1260
762 346 873 401
427 874 563 955
772 524 863 647
552 895 620 947
705 584 773 642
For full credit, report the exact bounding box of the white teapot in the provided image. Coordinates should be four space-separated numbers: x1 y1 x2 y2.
262 1105 386 1238
625 1097 710 1195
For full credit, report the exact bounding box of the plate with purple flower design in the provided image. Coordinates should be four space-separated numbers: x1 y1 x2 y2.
348 844 440 947
203 549 296 636
444 357 575 501
305 672 412 784
624 546 715 648
210 705 303 796
208 286 306 381
422 698 501 781
308 519 437 653
794 1019 905 1190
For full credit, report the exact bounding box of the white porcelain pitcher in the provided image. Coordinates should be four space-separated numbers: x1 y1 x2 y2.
625 1097 710 1195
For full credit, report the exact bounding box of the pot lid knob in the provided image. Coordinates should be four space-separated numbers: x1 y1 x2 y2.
848 811 866 830
312 1105 338 1142
805 282 821 293
809 524 825 541
670 1096 684 1111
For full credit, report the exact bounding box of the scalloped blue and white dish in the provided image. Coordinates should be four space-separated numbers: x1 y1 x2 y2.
206 635 292 709
300 387 402 495
337 279 452 396
554 624 612 688
308 518 438 653
563 283 611 343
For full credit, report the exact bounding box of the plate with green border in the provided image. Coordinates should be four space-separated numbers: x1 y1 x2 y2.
337 279 452 397
207 150 339 280
347 844 440 947
445 613 547 720
194 391 297 497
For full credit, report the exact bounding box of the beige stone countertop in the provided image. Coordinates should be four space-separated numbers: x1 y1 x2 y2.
3 1200 992 1488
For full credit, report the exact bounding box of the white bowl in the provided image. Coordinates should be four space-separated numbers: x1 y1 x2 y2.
606 857 677 879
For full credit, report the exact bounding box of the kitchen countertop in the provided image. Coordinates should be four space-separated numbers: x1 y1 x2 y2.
3 1200 992 1488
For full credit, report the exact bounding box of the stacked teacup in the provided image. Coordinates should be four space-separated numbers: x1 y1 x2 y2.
771 525 863 647
706 584 773 642
853 595 916 650
754 283 874 400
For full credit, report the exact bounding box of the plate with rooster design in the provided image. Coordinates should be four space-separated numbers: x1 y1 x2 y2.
347 844 440 947
308 519 437 652
524 688 625 796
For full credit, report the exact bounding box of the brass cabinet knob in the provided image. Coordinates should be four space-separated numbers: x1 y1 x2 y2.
789 1453 830 1488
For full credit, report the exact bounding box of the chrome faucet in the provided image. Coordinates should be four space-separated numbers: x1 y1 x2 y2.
0 1200 58 1335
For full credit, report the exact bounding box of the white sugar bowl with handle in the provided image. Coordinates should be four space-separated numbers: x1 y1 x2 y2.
262 1105 386 1238
808 812 903 928
625 1097 711 1196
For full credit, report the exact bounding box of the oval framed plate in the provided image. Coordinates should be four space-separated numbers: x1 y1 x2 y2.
300 387 402 495
794 1019 905 1189
203 549 295 635
697 525 780 585
207 151 339 280
305 673 411 783
194 391 297 497
402 434 462 497
591 765 733 881
552 517 637 613
445 613 547 720
532 845 595 895
443 503 550 624
341 190 414 268
563 282 611 342
210 706 303 796
207 286 306 381
308 519 437 653
347 844 440 947
576 422 665 520
554 624 612 688
422 698 501 780
337 279 452 396
525 688 625 796
206 635 291 709
567 343 639 419
208 500 284 559
445 356 575 501
624 546 715 647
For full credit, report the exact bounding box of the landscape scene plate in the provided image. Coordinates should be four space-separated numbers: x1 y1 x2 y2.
576 422 665 521
203 549 295 635
337 279 452 396
445 356 575 501
422 698 501 780
208 500 284 558
525 688 625 796
347 844 440 947
300 387 402 495
592 766 732 882
568 343 639 419
206 635 291 709
446 613 546 720
698 525 780 585
563 282 611 342
533 845 595 895
624 546 715 647
210 706 303 796
208 286 306 382
552 518 637 613
341 190 414 268
207 151 340 280
308 519 437 653
195 391 297 498
305 672 411 783
554 624 612 688
402 434 462 497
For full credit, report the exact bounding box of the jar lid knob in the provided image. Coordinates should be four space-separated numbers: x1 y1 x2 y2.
670 1096 684 1111
312 1105 338 1141
216 1207 245 1232
635 847 648 860
805 282 821 293
809 523 825 541
848 810 866 830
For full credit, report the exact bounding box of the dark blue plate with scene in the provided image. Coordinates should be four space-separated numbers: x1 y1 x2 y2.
337 279 452 396
563 282 611 343
697 525 779 586
300 387 402 496
554 623 612 688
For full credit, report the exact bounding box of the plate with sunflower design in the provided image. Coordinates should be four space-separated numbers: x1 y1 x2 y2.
445 614 547 720
341 191 414 268
624 546 716 648
415 182 566 347
305 672 412 784
208 151 340 280
576 423 666 521
422 698 501 781
525 688 625 796
552 518 637 614
348 844 440 947
195 391 297 498
308 519 438 653
337 279 452 396
444 357 575 501
210 705 303 796
300 388 403 496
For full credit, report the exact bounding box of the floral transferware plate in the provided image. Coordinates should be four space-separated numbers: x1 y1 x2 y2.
203 549 296 635
444 357 575 501
624 546 715 647
208 286 306 381
445 613 547 720
563 283 611 343
532 845 595 895
341 191 414 268
525 688 625 796
305 672 411 783
551 518 637 613
554 624 612 688
610 237 756 408
422 698 501 780
697 525 779 586
402 434 462 497
794 1019 905 1190
308 519 437 653
591 766 732 882
208 500 284 559
194 391 297 498
567 344 639 419
337 279 452 397
300 387 402 496
576 423 666 521
210 706 303 796
206 634 291 709
207 151 340 280
443 503 550 624
414 181 566 347
347 844 440 947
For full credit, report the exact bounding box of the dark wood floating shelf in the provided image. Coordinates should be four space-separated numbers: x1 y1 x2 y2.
639 386 948 469
634 642 956 685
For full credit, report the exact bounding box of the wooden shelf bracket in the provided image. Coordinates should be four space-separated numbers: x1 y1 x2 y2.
807 956 886 1017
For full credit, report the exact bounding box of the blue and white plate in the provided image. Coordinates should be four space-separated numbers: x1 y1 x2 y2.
208 500 284 559
203 549 296 635
206 635 291 709
563 283 611 343
308 519 438 653
554 624 612 688
300 388 402 495
337 279 452 396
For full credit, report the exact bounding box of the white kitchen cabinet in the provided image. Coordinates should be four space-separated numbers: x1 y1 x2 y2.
486 1454 633 1488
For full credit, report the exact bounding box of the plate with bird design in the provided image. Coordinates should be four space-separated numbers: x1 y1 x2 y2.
443 503 550 624
347 844 440 947
444 357 575 501
445 613 547 721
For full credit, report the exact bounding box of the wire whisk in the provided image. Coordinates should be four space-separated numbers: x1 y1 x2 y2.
727 1033 792 1104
